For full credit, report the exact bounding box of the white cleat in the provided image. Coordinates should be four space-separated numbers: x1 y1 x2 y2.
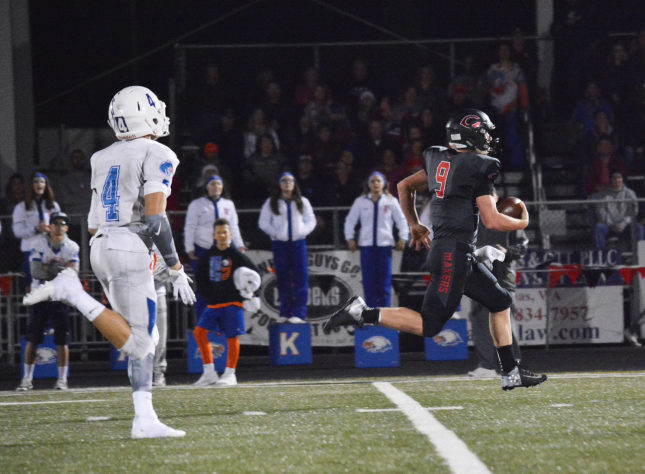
287 316 306 324
131 417 186 439
193 372 219 387
216 372 237 387
23 267 83 306
16 378 33 391
54 379 68 390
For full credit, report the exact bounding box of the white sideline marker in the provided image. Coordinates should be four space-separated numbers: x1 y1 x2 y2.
373 382 490 474
0 399 107 406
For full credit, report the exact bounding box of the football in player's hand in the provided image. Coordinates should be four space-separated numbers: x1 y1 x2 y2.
496 196 523 219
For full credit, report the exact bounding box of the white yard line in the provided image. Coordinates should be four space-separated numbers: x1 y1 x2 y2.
0 399 107 406
373 381 491 474
356 406 463 413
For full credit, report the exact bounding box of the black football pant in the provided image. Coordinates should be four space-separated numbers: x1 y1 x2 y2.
420 239 512 337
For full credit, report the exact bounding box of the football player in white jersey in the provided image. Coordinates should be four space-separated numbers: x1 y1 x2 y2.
23 85 195 439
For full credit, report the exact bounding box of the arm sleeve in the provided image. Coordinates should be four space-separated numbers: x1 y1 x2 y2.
258 200 275 238
344 199 361 241
183 200 199 254
301 198 316 236
391 197 410 241
228 202 244 249
144 214 179 267
12 204 34 240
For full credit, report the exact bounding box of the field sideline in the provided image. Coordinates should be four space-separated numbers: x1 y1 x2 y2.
2 371 645 473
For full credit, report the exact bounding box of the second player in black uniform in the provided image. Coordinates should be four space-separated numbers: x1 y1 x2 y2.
324 109 546 390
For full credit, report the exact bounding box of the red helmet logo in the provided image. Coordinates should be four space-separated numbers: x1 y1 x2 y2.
459 115 481 128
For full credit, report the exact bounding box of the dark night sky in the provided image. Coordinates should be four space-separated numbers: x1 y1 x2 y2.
30 0 643 127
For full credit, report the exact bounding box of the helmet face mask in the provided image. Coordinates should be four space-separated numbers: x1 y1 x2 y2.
446 109 497 154
107 86 170 140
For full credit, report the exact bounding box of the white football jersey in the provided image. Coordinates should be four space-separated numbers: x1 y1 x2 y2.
88 138 179 230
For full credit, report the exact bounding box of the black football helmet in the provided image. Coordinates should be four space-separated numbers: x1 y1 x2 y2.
445 109 498 154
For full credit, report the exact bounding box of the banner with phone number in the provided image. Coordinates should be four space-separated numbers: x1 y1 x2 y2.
512 286 623 345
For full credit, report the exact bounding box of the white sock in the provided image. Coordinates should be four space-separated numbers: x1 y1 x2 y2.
203 363 215 376
132 390 156 420
24 363 35 381
58 366 68 381
224 367 235 375
70 291 105 321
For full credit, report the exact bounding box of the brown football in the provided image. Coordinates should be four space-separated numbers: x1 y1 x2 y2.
496 196 523 219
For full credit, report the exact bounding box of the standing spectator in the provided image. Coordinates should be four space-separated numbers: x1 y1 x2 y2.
194 142 234 192
185 175 245 320
581 111 618 161
328 151 363 206
392 86 422 132
592 170 643 250
294 66 321 109
214 109 245 188
487 43 530 170
193 218 261 387
358 120 400 173
510 27 539 108
344 172 408 307
16 212 78 391
258 173 316 323
53 149 91 243
309 124 341 173
0 173 25 273
586 138 627 196
189 64 234 145
373 148 405 195
415 65 445 113
571 81 614 137
416 107 445 147
295 154 324 205
12 172 61 283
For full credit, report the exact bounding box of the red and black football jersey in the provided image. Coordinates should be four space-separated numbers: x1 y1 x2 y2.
423 146 500 244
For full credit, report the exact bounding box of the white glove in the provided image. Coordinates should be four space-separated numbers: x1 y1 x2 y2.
474 245 506 269
233 267 261 299
168 265 196 305
243 296 261 313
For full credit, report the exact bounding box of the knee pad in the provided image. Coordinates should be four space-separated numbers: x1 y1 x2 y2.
128 328 155 360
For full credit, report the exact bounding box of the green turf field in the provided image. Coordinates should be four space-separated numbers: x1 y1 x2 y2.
1 373 644 473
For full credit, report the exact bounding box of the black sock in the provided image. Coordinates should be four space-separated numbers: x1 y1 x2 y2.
362 308 380 324
496 345 516 373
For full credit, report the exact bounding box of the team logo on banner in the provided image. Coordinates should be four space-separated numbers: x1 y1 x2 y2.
433 329 463 347
362 336 393 353
36 347 57 365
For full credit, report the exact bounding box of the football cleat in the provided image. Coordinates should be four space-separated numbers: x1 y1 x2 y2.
152 373 166 387
54 379 68 390
501 365 547 391
23 267 83 306
287 316 306 324
193 372 219 387
131 417 185 439
216 372 237 387
322 296 367 334
16 378 33 392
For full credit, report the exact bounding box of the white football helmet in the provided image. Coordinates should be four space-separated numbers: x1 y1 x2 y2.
107 86 170 140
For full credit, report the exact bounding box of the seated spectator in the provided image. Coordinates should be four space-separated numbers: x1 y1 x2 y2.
304 84 335 132
373 148 405 196
401 139 425 178
243 108 280 160
586 138 628 196
309 124 341 173
592 170 644 250
571 81 614 138
448 54 487 108
327 153 362 206
416 107 445 147
295 154 324 206
581 111 619 161
415 64 446 113
214 109 245 184
392 85 422 131
344 58 375 119
354 90 378 138
358 119 401 173
244 134 288 202
376 96 404 149
195 143 234 193
294 66 320 109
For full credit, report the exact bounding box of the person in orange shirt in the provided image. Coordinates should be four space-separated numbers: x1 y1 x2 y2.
192 218 260 387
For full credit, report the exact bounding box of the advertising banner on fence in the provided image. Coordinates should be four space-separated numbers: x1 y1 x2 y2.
512 286 623 345
239 250 401 347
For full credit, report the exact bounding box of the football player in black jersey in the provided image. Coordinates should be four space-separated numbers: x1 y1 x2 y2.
324 109 546 391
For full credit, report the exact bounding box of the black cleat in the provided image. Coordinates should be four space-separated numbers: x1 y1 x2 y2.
501 365 548 391
322 296 367 334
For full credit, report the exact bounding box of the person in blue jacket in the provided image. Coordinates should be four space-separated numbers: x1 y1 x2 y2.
258 172 316 323
344 171 409 307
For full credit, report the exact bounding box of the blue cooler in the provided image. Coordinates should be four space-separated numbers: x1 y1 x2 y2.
269 323 312 365
186 330 229 374
354 326 400 368
425 319 468 360
21 335 59 379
